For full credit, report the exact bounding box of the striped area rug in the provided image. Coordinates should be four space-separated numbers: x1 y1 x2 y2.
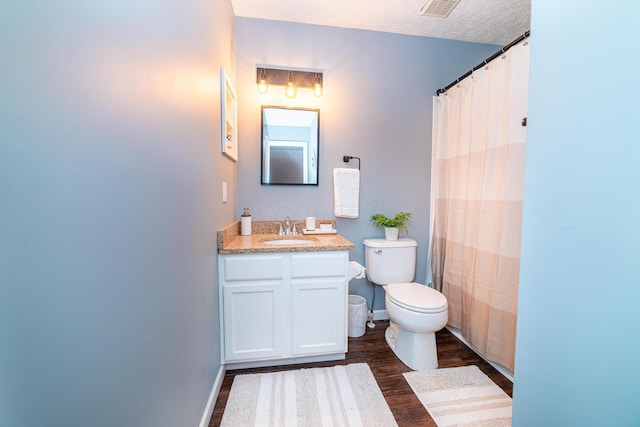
220 363 397 426
403 365 512 426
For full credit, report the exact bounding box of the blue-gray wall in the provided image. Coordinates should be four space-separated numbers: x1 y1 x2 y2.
235 18 497 308
0 1 235 426
513 1 640 425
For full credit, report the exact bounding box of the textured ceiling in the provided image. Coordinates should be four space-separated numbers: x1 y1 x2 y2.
231 0 531 46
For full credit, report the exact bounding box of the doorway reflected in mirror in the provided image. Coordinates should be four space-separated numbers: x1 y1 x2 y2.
261 106 319 185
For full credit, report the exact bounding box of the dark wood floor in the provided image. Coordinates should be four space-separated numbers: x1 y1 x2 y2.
209 321 513 426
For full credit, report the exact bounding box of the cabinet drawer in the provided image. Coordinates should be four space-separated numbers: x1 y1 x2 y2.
291 252 347 278
223 255 285 281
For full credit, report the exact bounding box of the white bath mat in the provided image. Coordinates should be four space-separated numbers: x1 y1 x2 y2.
221 363 397 426
403 365 512 426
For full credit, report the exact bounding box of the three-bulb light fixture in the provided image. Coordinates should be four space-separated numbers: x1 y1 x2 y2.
257 67 323 98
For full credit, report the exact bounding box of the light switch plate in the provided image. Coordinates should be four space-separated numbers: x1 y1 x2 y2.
222 182 228 203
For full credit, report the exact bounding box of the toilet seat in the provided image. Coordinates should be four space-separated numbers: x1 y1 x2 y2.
386 282 447 313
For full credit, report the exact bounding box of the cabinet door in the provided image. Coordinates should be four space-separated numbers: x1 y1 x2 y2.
223 282 283 361
291 278 347 356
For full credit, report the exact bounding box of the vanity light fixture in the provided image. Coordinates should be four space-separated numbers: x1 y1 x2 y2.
256 67 324 98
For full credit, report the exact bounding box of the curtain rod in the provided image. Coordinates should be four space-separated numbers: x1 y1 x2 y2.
436 30 531 96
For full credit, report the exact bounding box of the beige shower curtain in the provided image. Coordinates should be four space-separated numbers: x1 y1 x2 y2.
430 40 529 371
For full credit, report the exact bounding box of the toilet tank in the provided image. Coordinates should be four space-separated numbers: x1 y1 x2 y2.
363 238 418 285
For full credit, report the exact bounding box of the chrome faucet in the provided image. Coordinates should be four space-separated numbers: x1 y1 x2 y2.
273 221 284 235
283 216 291 235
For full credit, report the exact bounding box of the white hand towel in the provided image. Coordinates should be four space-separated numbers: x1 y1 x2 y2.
333 168 360 218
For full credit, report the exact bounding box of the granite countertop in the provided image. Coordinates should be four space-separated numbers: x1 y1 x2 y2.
217 220 355 254
218 233 355 254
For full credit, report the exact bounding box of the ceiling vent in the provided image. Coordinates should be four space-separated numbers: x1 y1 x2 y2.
419 0 461 18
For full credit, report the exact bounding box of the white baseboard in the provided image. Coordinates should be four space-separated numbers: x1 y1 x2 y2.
198 364 227 427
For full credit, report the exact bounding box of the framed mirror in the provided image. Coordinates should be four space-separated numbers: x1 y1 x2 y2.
261 106 319 185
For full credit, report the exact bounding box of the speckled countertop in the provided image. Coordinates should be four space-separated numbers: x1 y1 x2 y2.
218 220 355 254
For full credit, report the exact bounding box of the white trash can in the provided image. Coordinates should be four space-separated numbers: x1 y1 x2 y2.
348 295 368 338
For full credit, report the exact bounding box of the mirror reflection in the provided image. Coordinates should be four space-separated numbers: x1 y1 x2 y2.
261 106 319 185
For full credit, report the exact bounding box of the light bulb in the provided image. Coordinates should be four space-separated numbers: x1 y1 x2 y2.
285 72 297 98
313 73 323 97
258 78 268 94
285 82 297 98
257 68 268 94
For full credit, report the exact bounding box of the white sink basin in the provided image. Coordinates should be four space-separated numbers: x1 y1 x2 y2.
264 239 314 245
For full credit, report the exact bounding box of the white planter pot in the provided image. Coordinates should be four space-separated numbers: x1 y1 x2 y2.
384 227 399 240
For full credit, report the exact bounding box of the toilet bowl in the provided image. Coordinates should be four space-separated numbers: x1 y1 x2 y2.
383 282 447 370
363 238 448 370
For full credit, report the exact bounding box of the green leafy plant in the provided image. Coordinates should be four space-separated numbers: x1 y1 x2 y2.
370 211 412 234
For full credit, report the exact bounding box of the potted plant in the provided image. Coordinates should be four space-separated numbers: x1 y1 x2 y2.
370 211 412 240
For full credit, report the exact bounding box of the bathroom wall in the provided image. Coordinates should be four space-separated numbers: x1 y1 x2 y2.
513 1 640 425
0 1 234 426
235 18 497 307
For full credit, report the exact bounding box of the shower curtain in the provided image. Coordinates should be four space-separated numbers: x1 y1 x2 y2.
430 40 530 371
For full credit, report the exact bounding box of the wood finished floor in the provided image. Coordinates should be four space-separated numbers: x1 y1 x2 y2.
209 321 513 426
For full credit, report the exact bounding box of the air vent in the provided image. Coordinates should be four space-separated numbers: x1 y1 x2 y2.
419 0 461 18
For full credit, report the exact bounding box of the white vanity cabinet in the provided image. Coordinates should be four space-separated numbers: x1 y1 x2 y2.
219 251 348 368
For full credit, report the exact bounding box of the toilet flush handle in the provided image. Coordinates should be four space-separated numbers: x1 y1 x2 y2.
374 249 382 254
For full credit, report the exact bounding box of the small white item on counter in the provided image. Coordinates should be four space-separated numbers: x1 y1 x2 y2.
305 216 316 230
241 208 252 236
319 223 332 232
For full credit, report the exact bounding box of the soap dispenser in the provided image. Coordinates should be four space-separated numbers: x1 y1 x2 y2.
241 208 252 236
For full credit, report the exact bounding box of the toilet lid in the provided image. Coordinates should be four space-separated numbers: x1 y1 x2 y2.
386 282 447 313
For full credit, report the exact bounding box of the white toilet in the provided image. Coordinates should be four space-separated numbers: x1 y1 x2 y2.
363 238 448 370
